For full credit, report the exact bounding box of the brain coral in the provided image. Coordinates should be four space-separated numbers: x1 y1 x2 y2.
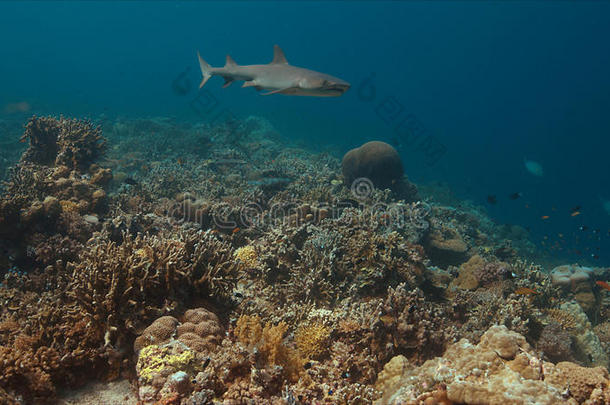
134 316 180 352
550 264 593 287
341 141 404 189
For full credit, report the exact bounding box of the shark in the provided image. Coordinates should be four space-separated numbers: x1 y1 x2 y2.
197 45 350 97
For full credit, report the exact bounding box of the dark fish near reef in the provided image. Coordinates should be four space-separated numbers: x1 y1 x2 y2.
124 177 138 186
197 45 350 97
487 195 497 205
509 192 522 200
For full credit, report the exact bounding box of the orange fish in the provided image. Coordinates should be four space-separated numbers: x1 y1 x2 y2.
596 281 610 292
570 211 580 217
541 215 550 220
514 287 538 295
232 227 241 234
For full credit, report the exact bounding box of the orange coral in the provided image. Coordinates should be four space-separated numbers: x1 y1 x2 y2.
234 315 303 381
294 322 331 360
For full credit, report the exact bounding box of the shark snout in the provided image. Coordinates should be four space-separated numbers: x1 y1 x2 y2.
323 78 350 96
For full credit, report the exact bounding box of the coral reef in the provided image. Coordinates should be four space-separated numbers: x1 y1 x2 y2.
376 325 610 405
0 114 607 404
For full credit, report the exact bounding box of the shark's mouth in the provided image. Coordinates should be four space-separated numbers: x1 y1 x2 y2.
325 84 350 93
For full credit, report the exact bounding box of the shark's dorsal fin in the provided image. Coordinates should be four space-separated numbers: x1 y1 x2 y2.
225 54 237 67
271 45 288 64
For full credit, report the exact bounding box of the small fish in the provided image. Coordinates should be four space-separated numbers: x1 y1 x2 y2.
570 206 581 216
2 101 31 114
541 215 550 220
591 254 600 260
509 192 522 200
514 287 538 295
524 158 544 177
124 177 138 186
601 198 610 216
487 195 497 205
232 227 241 234
579 226 588 231
596 281 610 291
177 157 185 165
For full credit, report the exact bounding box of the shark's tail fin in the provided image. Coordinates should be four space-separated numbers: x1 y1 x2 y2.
197 51 212 89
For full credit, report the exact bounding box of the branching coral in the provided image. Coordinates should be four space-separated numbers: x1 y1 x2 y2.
294 321 331 360
20 116 105 171
234 315 303 382
68 230 238 344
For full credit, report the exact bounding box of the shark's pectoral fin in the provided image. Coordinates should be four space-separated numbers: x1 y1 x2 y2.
222 76 234 88
261 87 296 96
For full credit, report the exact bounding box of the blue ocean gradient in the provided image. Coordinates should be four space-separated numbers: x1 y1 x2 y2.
1 1 609 266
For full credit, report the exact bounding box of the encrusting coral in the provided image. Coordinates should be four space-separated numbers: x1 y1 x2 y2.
375 325 610 405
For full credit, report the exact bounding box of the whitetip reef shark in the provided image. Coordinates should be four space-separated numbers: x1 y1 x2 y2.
197 45 350 97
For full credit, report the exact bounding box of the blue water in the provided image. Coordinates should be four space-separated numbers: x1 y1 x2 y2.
1 1 609 265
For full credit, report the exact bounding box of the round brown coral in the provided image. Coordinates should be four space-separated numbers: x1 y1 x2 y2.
176 308 224 353
134 316 179 352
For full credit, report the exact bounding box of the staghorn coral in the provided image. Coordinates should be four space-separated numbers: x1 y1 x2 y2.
68 229 238 348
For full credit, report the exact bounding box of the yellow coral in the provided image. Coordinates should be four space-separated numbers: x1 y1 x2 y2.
136 344 196 384
137 345 169 383
294 322 331 360
234 245 258 269
59 200 80 213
